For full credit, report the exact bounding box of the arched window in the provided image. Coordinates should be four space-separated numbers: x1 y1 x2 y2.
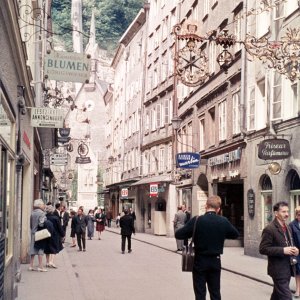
260 175 273 228
287 170 300 219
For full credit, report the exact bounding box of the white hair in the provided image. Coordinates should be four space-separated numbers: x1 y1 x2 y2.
33 199 44 208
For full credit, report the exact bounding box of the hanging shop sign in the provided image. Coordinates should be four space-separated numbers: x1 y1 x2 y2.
150 183 158 197
75 142 91 164
247 189 255 219
208 148 241 167
75 156 91 164
258 139 291 160
31 107 65 128
58 136 71 143
50 153 68 166
44 51 91 83
176 152 200 169
121 188 129 199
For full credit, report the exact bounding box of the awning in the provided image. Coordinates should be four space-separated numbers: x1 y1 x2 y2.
105 178 140 189
131 174 172 186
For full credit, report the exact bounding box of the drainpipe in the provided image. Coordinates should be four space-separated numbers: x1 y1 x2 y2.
15 86 27 284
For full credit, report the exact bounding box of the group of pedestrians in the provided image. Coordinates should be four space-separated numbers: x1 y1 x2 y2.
29 200 68 272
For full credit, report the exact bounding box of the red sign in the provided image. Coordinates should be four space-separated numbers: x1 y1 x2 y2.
121 188 128 198
23 131 31 150
150 183 158 197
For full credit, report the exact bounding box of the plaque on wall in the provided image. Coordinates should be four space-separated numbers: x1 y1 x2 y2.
258 139 291 160
247 189 255 219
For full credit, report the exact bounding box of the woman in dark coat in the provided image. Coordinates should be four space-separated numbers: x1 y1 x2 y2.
86 209 95 239
95 208 105 240
289 206 300 298
44 205 65 268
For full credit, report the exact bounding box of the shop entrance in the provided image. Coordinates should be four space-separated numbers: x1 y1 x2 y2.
217 182 244 242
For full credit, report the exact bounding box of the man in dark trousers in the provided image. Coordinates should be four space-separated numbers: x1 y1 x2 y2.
73 208 88 252
175 195 239 300
260 201 299 300
60 205 69 242
120 209 135 254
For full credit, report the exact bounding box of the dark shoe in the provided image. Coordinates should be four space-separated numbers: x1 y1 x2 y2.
78 249 82 252
128 249 132 253
70 244 76 248
122 251 125 254
83 249 86 252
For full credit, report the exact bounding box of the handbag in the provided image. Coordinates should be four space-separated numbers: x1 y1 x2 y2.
182 216 199 272
35 228 51 241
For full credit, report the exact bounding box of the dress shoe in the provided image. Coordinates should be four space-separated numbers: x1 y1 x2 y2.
128 249 132 253
122 251 125 254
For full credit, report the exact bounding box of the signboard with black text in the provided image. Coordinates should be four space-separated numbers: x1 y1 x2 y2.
31 107 65 128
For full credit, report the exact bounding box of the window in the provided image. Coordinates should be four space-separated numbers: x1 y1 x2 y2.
257 79 267 129
232 92 240 135
261 175 273 228
159 147 165 172
271 72 282 120
274 1 284 19
203 0 209 17
182 126 187 152
257 6 270 37
218 100 227 141
187 122 193 152
199 117 205 151
153 67 158 88
169 97 173 124
164 99 169 124
167 144 172 170
151 108 156 131
145 111 150 132
291 83 299 118
234 10 242 52
150 148 156 173
248 86 255 130
171 9 177 29
208 107 215 146
156 104 161 128
209 41 217 73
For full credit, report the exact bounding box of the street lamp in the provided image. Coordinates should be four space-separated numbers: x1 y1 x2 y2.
171 116 182 130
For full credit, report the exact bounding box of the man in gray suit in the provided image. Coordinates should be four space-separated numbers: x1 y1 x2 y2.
173 205 186 251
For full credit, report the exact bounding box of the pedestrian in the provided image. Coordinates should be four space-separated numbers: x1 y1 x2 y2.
120 209 135 254
173 205 186 251
290 206 300 298
106 209 113 228
86 209 95 240
29 199 47 272
95 208 105 240
129 207 136 222
260 201 299 300
182 204 191 247
60 204 69 240
175 195 239 300
43 205 64 268
53 202 61 218
73 208 88 252
116 213 121 228
70 210 77 247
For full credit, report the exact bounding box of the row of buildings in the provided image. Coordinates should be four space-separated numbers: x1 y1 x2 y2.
103 0 300 257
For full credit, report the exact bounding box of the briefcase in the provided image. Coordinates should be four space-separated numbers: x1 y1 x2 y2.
182 243 195 272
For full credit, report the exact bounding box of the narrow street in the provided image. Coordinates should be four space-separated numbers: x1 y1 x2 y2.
18 230 273 300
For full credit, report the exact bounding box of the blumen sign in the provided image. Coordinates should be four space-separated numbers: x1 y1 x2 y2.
258 139 291 160
176 152 200 169
44 51 91 83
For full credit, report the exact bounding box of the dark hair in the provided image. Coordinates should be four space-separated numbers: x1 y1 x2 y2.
273 201 289 212
124 209 129 215
55 203 61 209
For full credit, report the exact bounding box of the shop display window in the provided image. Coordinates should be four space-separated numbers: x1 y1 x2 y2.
261 175 273 228
289 170 300 220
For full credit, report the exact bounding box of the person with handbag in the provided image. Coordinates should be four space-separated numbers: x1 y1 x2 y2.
175 195 239 300
29 199 47 272
95 208 106 240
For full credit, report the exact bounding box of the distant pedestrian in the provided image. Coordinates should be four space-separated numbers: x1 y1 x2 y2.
43 205 64 268
290 206 300 298
70 210 77 247
120 209 135 254
173 205 186 251
260 201 299 300
73 208 88 252
95 208 105 240
86 209 95 239
175 195 239 300
182 204 191 247
129 208 136 222
116 213 121 228
106 209 113 227
53 202 61 219
29 199 47 272
60 205 69 233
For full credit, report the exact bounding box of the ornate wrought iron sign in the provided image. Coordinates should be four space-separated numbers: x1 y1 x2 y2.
258 139 291 160
75 142 91 164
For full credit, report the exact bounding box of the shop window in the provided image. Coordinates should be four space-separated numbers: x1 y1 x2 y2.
288 170 300 220
155 199 166 211
261 175 273 228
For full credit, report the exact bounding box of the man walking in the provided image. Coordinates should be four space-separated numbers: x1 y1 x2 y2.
120 209 135 254
60 205 69 240
260 201 299 300
173 205 186 251
175 195 239 300
73 208 88 252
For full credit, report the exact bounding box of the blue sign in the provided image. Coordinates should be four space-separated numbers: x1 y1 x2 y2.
176 152 200 169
